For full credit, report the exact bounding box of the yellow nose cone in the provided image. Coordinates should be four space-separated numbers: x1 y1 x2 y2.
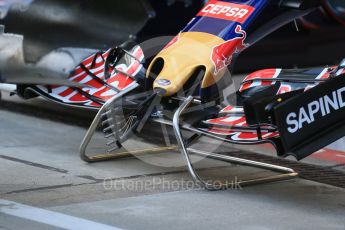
147 32 226 96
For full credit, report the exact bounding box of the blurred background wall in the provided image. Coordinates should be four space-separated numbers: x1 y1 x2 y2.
0 0 344 72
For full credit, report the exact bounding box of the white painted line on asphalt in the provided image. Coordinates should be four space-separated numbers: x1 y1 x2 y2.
0 199 123 230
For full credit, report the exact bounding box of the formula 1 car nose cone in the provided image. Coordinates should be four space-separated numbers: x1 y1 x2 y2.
148 31 227 96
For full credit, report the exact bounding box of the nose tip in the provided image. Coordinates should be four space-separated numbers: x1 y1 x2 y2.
153 78 176 96
153 87 167 96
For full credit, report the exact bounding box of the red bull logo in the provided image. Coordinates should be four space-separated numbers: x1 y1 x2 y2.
211 25 248 75
163 32 181 50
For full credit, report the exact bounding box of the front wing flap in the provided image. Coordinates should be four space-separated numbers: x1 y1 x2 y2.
25 45 145 109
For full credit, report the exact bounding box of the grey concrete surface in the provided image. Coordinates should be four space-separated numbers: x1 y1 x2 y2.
50 183 345 230
0 213 63 230
0 91 345 230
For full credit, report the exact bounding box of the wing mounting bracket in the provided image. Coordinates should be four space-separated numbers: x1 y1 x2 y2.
173 96 298 190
